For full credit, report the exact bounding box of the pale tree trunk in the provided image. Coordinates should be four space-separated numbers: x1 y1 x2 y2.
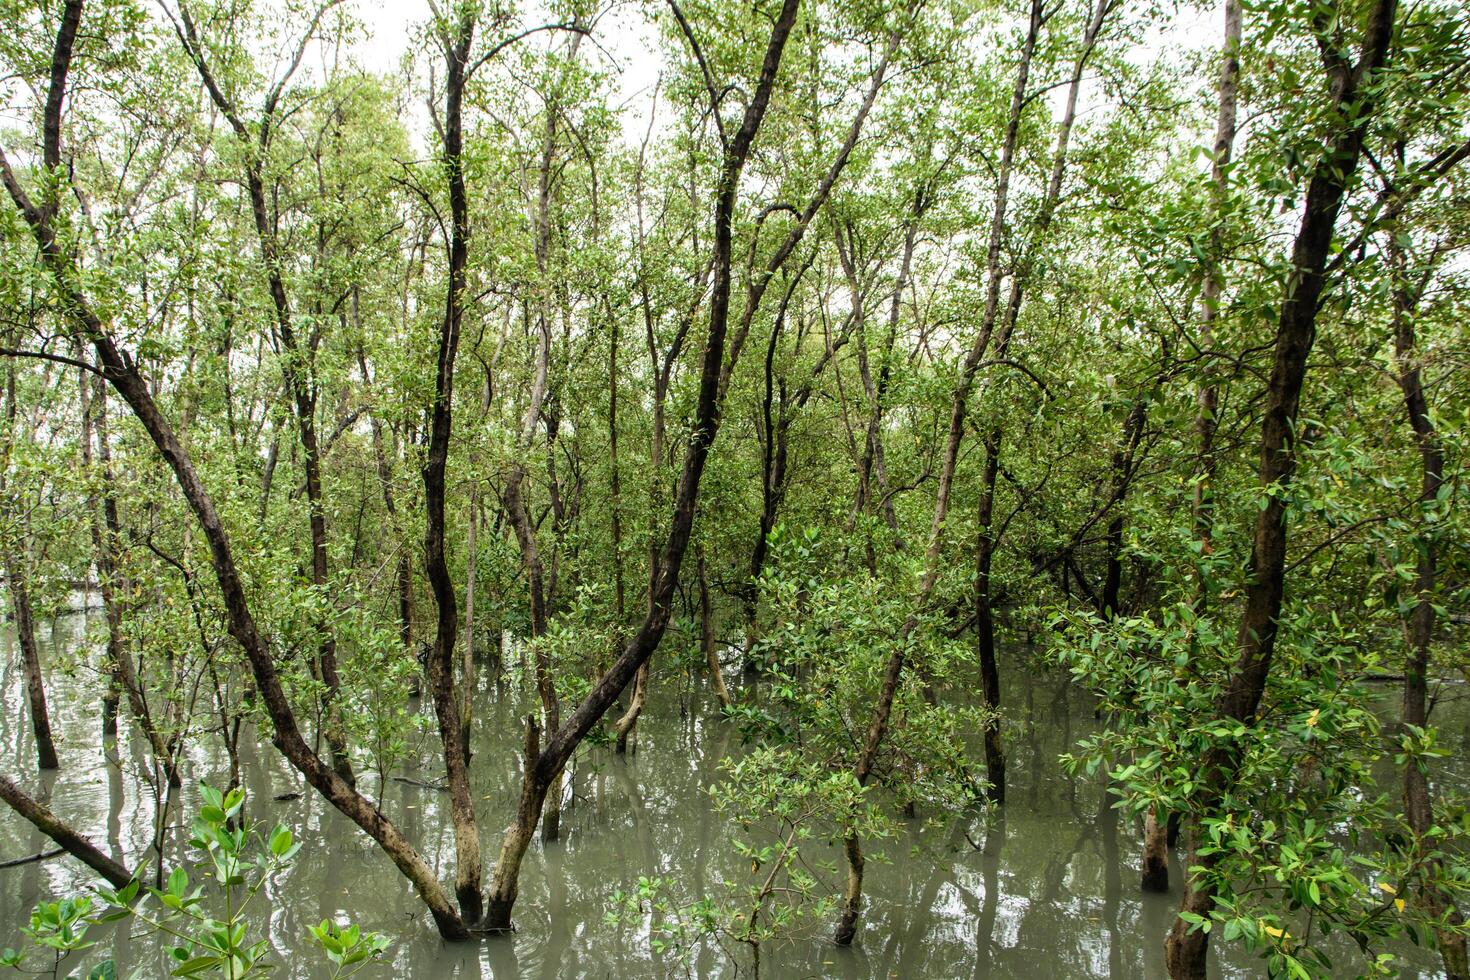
1 364 57 771
699 549 731 709
835 0 1045 943
1151 0 1242 898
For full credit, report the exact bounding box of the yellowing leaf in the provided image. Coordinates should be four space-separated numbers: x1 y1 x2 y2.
1378 882 1397 896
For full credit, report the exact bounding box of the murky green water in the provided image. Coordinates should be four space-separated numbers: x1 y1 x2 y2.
1 610 1460 977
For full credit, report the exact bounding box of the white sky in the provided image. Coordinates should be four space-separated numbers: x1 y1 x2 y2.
345 0 666 137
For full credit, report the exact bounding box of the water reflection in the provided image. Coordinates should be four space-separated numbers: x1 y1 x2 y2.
0 610 1454 978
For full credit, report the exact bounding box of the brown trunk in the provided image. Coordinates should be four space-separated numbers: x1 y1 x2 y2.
1141 809 1169 892
0 777 131 887
1165 4 1399 974
1390 208 1468 980
3 0 471 940
482 0 803 929
7 553 58 771
1102 401 1146 619
833 2 1044 943
699 549 732 709
975 429 1006 802
419 9 483 924
1 364 57 771
613 662 650 754
832 834 865 946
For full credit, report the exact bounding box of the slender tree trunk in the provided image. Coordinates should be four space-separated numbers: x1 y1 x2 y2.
482 0 803 928
461 477 479 766
1193 0 1242 568
699 549 731 709
1165 5 1399 974
4 0 471 939
1148 0 1244 901
1390 216 1468 980
420 11 483 924
1102 401 1146 619
2 365 57 771
833 1 1044 943
975 429 1006 802
613 663 649 753
7 551 57 771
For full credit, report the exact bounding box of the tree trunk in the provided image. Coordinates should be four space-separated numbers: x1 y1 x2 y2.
482 0 803 929
1193 0 1242 568
7 0 472 940
1390 209 1468 980
2 364 57 772
833 1 1044 943
179 21 356 788
699 549 731 709
1141 809 1169 892
975 429 1006 802
1165 3 1399 973
419 10 483 924
833 834 865 946
613 662 650 753
0 777 131 887
7 553 58 771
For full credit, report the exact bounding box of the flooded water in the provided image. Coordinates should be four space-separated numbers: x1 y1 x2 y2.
0 610 1460 978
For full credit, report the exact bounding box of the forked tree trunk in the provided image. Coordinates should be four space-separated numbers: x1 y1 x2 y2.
481 0 804 929
2 0 471 940
418 8 483 923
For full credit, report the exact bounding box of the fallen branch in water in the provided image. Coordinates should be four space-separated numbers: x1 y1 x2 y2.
391 776 448 791
0 847 64 869
0 777 133 887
